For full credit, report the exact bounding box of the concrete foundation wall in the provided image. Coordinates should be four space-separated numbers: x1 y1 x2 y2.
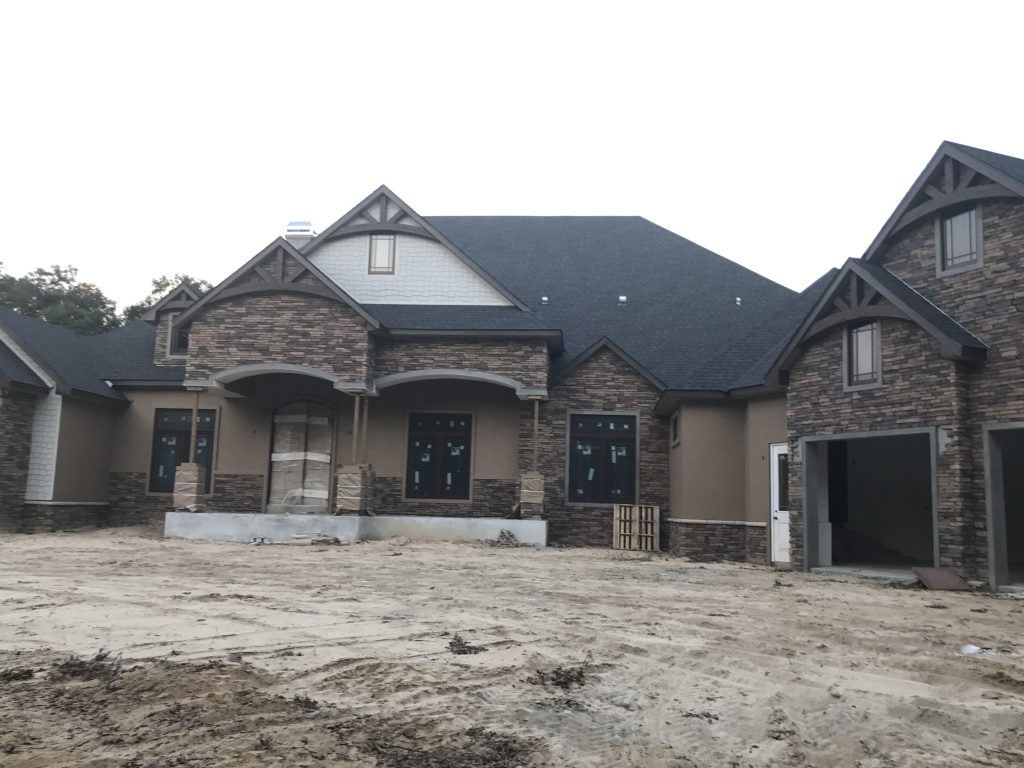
165 511 547 546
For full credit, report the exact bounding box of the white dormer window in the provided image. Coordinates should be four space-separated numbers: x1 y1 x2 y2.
368 233 396 274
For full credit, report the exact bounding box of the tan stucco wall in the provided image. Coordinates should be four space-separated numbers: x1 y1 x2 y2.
669 395 787 523
110 390 273 478
744 396 787 523
52 398 117 502
671 402 745 521
366 381 520 480
110 380 519 495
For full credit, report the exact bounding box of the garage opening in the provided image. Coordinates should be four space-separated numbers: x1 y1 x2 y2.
805 432 935 572
987 428 1024 589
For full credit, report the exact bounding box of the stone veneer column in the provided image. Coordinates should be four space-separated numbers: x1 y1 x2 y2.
173 463 207 510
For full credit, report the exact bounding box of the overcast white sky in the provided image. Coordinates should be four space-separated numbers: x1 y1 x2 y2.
1 1 1022 308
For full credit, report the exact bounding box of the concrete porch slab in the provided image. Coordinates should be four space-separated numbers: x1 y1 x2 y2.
165 511 547 546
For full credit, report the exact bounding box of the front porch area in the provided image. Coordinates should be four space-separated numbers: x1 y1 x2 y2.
169 366 547 522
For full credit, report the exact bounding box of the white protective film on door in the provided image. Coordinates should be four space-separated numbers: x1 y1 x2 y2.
770 443 791 563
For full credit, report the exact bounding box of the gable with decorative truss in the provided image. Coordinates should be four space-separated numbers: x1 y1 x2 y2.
174 238 378 328
305 186 521 307
864 142 1024 262
771 259 987 381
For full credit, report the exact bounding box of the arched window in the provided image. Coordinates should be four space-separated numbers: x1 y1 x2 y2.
267 401 334 514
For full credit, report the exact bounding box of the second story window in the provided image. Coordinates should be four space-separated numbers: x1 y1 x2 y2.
846 321 880 389
368 233 396 274
170 321 191 355
938 206 982 273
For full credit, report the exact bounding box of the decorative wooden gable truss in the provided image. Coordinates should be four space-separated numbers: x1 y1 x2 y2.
864 142 1024 262
301 185 527 309
173 237 379 328
770 259 987 383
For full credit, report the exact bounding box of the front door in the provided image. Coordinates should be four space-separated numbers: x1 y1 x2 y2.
770 443 791 563
267 401 334 514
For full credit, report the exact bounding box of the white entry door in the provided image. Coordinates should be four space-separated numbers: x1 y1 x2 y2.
770 443 791 563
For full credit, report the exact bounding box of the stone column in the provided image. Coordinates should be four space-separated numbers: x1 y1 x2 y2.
173 463 207 510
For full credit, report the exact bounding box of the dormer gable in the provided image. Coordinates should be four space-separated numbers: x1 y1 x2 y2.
864 141 1024 263
146 281 203 365
303 186 526 308
771 259 987 384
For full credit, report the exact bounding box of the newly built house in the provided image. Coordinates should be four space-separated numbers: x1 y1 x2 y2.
1 141 1022 587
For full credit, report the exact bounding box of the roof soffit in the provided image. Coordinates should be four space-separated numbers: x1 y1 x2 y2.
864 142 1024 262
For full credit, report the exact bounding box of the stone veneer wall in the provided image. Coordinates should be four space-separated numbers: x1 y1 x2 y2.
373 338 549 390
521 348 670 548
875 199 1024 579
186 293 372 383
372 477 518 517
0 390 36 532
667 521 768 563
108 472 173 526
19 504 109 533
786 320 975 574
208 474 265 512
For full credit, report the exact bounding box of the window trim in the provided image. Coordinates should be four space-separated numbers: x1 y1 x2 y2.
842 320 882 392
935 204 983 277
564 409 641 507
669 412 681 448
368 233 396 275
401 410 475 503
148 407 217 494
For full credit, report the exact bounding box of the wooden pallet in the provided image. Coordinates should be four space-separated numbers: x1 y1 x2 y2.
612 504 660 551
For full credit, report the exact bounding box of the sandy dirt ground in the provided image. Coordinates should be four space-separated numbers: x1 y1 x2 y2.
0 528 1023 767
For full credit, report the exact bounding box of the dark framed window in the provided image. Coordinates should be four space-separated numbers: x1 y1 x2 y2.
170 321 191 355
150 409 215 493
568 414 637 504
938 206 982 273
847 321 880 387
368 233 396 274
406 413 472 499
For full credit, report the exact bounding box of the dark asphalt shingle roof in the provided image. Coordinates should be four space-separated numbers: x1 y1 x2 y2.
0 340 46 390
0 308 123 400
950 142 1024 186
366 304 558 332
83 321 186 383
725 270 839 390
856 261 986 350
428 216 798 390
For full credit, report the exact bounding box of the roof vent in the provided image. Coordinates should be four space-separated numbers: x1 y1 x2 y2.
540 296 549 305
285 220 316 248
735 296 742 306
618 295 628 305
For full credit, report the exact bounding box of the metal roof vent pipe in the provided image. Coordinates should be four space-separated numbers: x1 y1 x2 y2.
540 296 549 306
285 220 316 249
735 296 742 306
618 295 628 305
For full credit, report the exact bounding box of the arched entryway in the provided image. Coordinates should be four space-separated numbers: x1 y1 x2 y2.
267 401 336 514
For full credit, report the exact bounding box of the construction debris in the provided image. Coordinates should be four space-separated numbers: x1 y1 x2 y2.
913 567 971 591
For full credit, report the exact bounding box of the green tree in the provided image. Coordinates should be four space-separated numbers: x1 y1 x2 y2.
0 263 119 335
120 274 212 323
